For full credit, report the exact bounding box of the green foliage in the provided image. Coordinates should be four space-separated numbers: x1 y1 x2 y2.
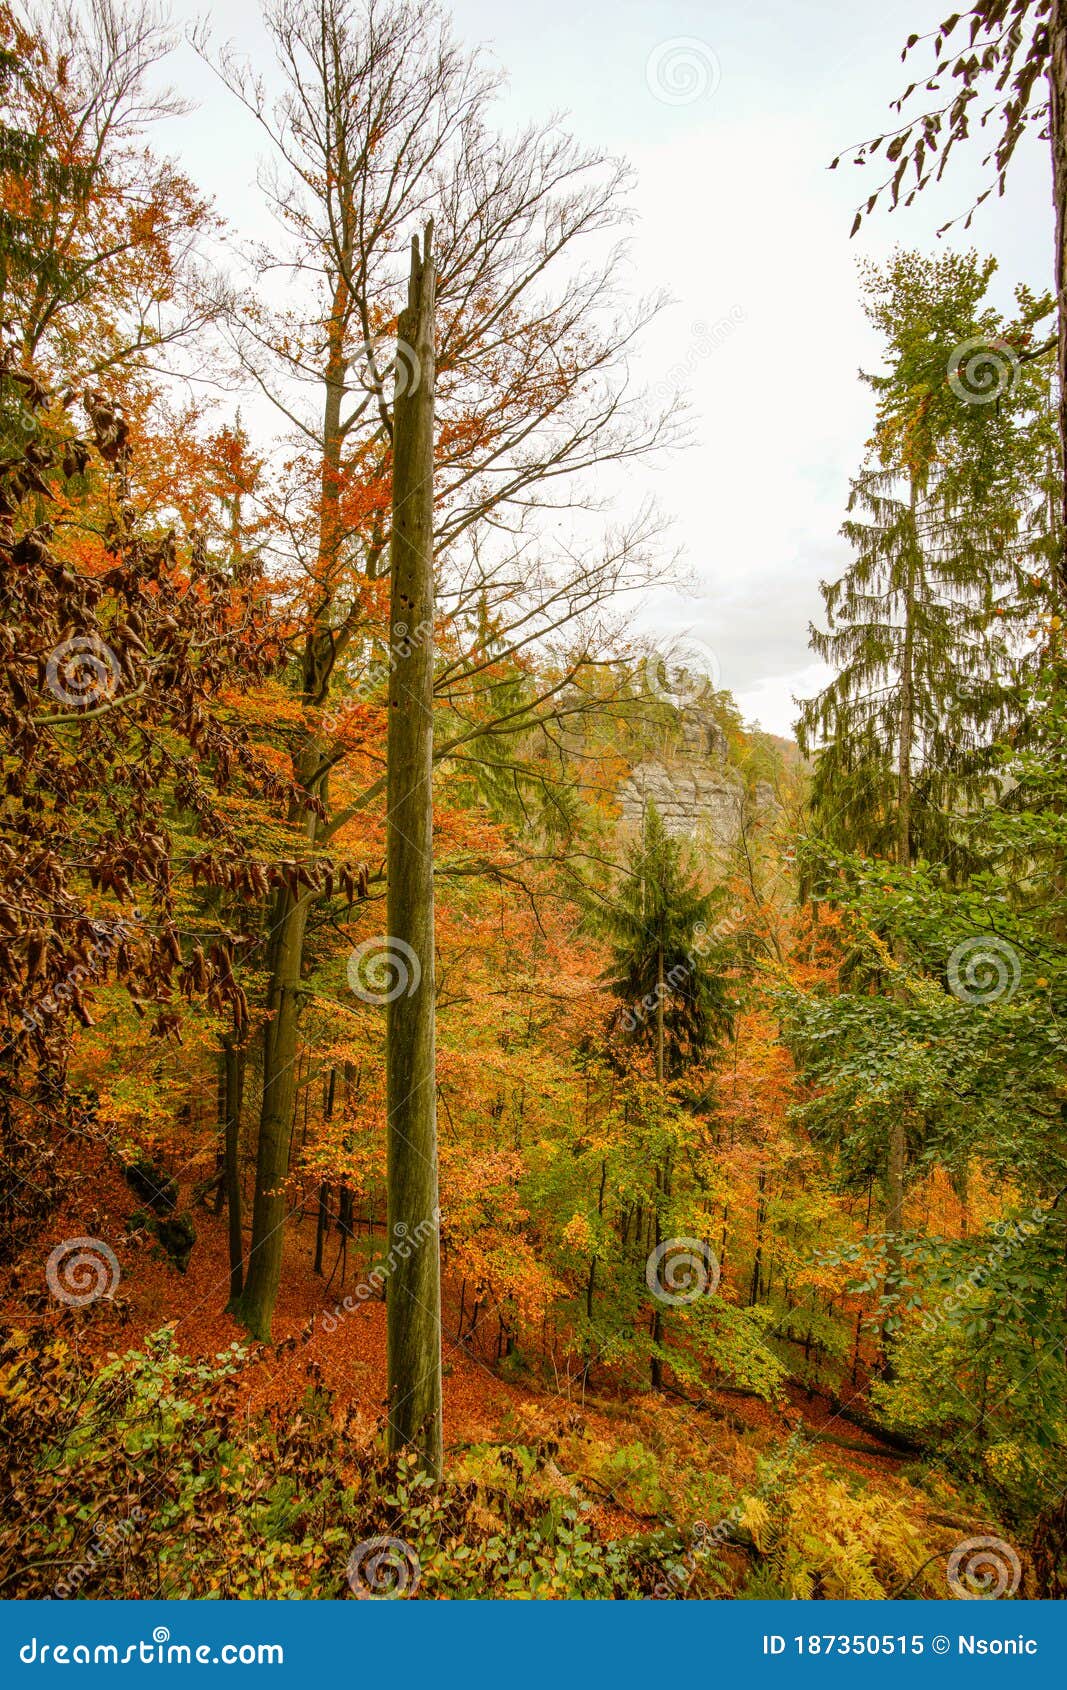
0 1327 675 1599
596 802 735 1074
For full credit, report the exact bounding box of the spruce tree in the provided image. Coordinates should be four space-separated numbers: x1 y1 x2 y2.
798 250 1051 873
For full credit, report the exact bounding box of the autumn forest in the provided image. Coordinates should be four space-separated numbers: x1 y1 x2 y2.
2 0 1067 1607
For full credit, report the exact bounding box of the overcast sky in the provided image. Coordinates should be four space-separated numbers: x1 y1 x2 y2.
162 0 1050 736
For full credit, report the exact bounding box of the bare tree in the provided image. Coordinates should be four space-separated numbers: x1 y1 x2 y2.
203 0 678 1339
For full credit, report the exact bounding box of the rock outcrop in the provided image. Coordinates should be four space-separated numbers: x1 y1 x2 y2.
617 707 745 850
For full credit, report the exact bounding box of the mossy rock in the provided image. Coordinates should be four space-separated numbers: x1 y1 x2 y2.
127 1207 196 1272
122 1156 177 1215
154 1211 197 1273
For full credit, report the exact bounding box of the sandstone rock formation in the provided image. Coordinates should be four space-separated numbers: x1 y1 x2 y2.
617 707 746 850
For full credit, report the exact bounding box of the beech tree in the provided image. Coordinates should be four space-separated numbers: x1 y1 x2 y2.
202 0 676 1339
0 346 288 1258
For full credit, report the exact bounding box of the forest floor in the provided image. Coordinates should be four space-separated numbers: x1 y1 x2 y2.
2 1142 949 1564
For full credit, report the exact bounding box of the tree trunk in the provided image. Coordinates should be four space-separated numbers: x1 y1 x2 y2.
313 1067 336 1277
650 944 666 1389
896 477 917 872
749 1166 767 1307
1049 0 1067 599
222 1032 245 1308
882 478 919 1361
232 882 312 1337
385 224 443 1476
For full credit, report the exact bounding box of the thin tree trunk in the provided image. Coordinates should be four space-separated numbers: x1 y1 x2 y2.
1049 0 1067 597
749 1166 767 1307
314 1067 337 1277
314 1183 330 1276
650 943 666 1388
385 225 443 1476
882 478 918 1364
222 1032 245 1308
232 884 312 1337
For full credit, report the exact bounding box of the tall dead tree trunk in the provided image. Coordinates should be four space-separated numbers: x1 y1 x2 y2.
385 224 443 1476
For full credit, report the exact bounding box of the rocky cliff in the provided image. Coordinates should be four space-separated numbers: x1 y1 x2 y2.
616 707 770 851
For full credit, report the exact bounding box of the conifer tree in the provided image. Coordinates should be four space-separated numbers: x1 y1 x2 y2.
798 250 1050 872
